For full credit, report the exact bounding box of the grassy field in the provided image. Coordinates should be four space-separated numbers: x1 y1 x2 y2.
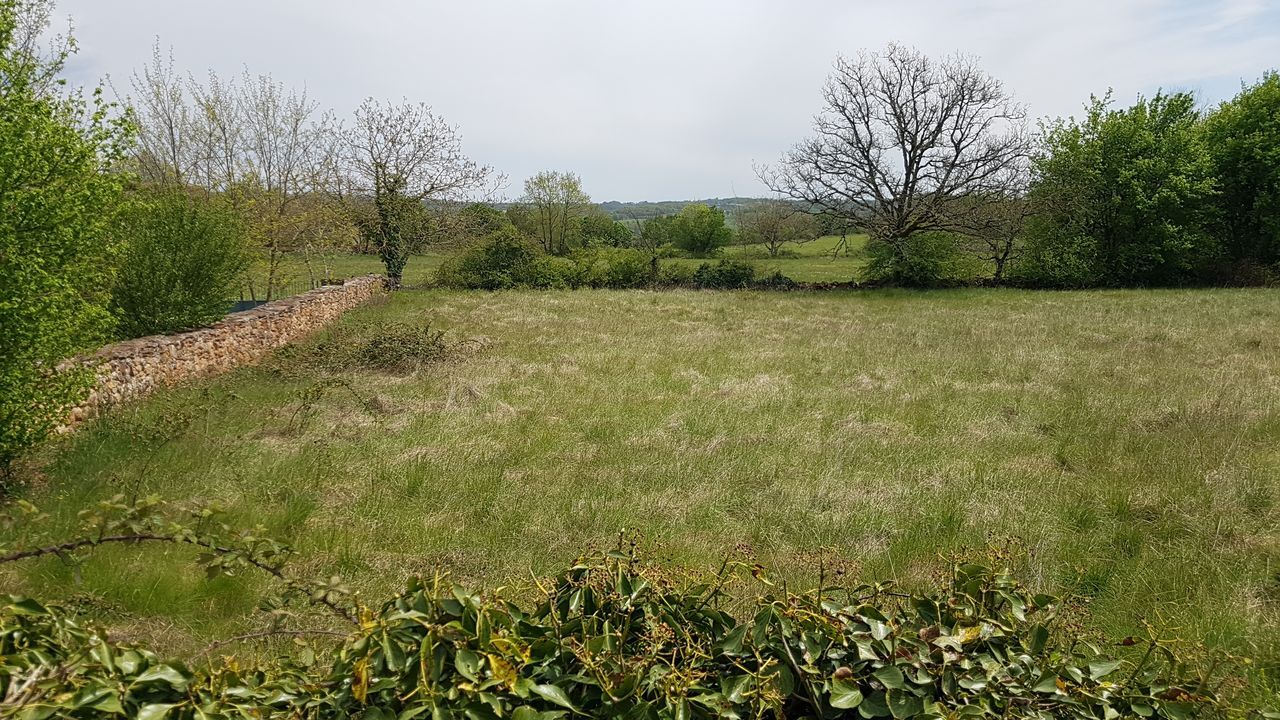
672 234 870 283
237 251 448 298
11 287 1280 692
239 235 869 299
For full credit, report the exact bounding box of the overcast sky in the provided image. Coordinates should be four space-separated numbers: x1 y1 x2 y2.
56 0 1280 202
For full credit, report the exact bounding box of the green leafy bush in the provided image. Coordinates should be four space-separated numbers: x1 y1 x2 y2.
1203 71 1280 271
567 247 653 288
656 262 697 286
1028 92 1219 287
864 233 982 287
110 190 250 338
1010 226 1103 289
436 230 564 290
439 236 657 290
0 3 132 474
693 259 757 288
0 541 1245 719
671 203 733 257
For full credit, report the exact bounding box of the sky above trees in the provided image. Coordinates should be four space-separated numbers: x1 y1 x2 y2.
57 0 1280 201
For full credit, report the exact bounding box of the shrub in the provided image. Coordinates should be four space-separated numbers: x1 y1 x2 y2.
0 532 1244 719
110 190 249 338
693 258 757 288
657 262 697 286
1010 226 1102 288
1028 92 1219 286
0 4 132 475
863 232 981 287
527 255 576 289
1204 71 1280 269
756 269 799 289
671 203 733 256
568 247 653 288
436 230 551 290
439 236 657 290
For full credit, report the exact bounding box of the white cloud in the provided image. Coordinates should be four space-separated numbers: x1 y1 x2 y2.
56 0 1280 200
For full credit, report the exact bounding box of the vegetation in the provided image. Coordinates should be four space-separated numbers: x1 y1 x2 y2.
128 49 356 301
6 1 1280 715
0 0 131 474
514 171 593 256
0 529 1238 719
735 200 820 257
110 190 250 337
343 99 494 287
1019 92 1218 287
1204 71 1280 280
11 289 1279 705
670 203 733 257
761 45 1028 286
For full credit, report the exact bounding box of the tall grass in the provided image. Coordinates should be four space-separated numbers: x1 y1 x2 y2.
9 287 1280 696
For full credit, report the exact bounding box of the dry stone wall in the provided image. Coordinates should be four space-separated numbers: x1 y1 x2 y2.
62 275 386 427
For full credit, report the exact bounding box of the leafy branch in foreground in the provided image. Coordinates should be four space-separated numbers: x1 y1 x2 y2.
0 526 1265 719
0 495 358 624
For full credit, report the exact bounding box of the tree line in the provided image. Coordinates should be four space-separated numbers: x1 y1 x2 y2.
762 44 1280 288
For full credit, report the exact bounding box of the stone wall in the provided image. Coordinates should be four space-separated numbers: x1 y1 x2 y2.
62 275 386 427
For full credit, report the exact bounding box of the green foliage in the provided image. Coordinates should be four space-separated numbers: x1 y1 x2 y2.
374 193 437 285
438 234 656 290
656 261 697 286
0 536 1245 718
671 203 733 257
1011 224 1101 289
458 202 515 240
574 212 635 248
566 247 653 288
692 259 756 289
0 1 132 473
519 171 592 256
1204 72 1280 271
864 233 981 287
436 230 565 290
1027 92 1219 287
110 190 249 338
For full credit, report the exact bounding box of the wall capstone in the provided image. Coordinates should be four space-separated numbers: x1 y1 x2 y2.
60 275 387 428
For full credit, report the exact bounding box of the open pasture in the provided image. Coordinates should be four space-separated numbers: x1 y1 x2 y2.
14 287 1280 685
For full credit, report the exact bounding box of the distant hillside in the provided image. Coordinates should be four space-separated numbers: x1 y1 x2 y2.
597 197 769 224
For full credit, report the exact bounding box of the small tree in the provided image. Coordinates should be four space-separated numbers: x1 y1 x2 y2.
761 44 1029 284
518 170 591 255
344 99 493 287
736 200 819 257
963 194 1034 282
0 0 132 474
129 56 356 298
110 190 249 337
670 203 731 257
575 210 634 248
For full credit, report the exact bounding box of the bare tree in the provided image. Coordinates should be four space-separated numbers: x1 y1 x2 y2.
128 44 197 185
736 200 820 257
235 73 353 294
518 170 590 255
128 60 358 298
187 70 241 193
343 98 493 286
1 0 74 99
959 182 1036 283
760 44 1029 282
